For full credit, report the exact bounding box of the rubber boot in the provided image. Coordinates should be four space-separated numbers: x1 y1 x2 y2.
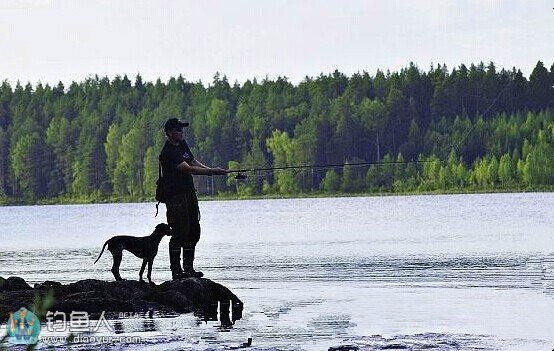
169 245 186 280
183 248 203 278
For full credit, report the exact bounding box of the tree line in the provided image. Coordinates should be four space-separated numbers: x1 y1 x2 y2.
0 61 553 203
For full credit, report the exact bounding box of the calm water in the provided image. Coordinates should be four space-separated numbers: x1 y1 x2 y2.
1 193 554 350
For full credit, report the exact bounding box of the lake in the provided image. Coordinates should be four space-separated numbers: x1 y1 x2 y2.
1 193 553 350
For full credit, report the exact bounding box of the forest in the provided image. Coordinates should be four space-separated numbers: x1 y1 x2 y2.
0 61 553 204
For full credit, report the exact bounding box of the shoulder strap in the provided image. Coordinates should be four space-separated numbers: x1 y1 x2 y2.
158 155 163 178
155 155 163 217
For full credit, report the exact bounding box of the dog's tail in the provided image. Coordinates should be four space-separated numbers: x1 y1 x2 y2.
94 240 109 264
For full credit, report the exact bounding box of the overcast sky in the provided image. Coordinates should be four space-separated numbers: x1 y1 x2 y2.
0 0 552 86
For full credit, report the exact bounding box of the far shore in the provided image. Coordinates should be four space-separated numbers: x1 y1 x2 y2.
0 186 552 207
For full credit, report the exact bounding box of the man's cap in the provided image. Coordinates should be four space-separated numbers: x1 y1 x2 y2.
164 118 189 132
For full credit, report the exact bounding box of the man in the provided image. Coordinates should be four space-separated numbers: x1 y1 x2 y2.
160 118 227 279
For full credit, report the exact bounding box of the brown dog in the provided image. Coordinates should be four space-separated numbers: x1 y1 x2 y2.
94 223 172 283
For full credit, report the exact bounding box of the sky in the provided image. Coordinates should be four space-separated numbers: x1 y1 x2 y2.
0 0 552 87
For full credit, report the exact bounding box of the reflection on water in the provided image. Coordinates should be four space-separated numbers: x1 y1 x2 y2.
142 319 156 333
113 320 124 334
1 193 554 350
193 300 244 328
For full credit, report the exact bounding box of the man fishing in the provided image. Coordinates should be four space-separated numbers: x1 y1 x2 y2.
160 118 228 279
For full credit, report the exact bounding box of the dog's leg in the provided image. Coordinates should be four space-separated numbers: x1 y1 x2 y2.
110 250 123 281
147 259 154 284
139 259 147 283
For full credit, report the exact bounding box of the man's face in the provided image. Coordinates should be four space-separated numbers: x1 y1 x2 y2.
167 127 184 142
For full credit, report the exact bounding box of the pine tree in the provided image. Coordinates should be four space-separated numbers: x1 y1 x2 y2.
528 61 553 111
498 153 514 186
104 123 122 190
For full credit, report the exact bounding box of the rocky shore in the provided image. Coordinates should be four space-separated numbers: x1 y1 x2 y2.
0 276 243 325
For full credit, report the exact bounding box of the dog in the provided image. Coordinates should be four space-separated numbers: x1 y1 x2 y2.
94 223 172 284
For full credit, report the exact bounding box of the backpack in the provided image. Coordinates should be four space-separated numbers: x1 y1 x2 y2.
154 159 167 217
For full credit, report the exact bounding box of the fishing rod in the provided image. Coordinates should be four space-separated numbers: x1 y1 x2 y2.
227 160 434 180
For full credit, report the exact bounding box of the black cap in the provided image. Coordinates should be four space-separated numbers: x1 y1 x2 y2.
164 118 189 132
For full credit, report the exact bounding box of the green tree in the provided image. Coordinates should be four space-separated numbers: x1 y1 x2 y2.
498 153 514 186
419 154 441 190
72 111 107 197
456 162 470 187
115 127 147 196
342 157 366 193
528 61 553 111
366 153 395 191
0 127 9 196
472 157 489 187
292 120 317 191
10 132 42 199
240 138 267 194
266 130 299 194
523 130 554 185
104 123 123 190
357 98 387 160
143 146 158 197
321 169 341 193
488 156 499 186
46 115 73 194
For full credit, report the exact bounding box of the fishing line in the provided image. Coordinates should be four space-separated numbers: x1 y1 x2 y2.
452 79 513 153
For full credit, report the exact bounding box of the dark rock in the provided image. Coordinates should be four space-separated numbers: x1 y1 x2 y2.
0 290 36 313
0 276 243 326
0 276 32 292
53 291 142 314
158 278 243 306
150 290 193 313
34 280 63 291
328 346 359 351
63 279 111 294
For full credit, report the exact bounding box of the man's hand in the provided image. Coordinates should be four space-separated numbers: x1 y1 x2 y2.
211 167 229 175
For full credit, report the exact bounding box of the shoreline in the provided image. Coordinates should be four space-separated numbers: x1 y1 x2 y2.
0 186 552 207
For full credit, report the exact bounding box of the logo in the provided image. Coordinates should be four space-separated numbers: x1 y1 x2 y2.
7 307 41 345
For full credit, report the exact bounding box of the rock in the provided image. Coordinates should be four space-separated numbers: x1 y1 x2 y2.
34 280 63 291
0 277 243 326
0 276 32 292
0 290 36 314
63 279 111 294
150 290 193 313
54 291 142 314
328 346 359 351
